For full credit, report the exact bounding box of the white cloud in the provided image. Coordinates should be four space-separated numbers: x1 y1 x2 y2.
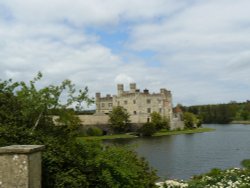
114 73 134 84
1 0 187 26
0 0 250 107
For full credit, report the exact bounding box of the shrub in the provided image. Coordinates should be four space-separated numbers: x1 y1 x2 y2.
86 127 103 136
241 159 250 169
138 122 156 137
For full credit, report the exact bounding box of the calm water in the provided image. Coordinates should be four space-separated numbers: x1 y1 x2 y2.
104 124 250 180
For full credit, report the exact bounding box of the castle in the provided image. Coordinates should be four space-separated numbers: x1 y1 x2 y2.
95 83 174 125
78 83 183 130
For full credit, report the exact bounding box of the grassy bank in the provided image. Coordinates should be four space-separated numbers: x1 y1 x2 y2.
231 120 250 124
80 133 137 141
80 127 215 141
154 127 215 137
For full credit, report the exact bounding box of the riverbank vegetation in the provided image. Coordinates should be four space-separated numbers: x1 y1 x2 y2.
137 112 170 137
80 128 214 141
157 166 250 188
179 101 250 124
81 110 210 140
156 160 250 188
0 73 158 187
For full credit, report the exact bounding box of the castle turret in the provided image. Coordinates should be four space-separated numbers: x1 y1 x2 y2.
130 83 136 93
96 92 101 99
95 92 101 112
160 88 167 95
117 84 124 96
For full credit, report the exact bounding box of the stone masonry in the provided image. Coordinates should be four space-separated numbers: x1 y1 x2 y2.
95 83 175 127
0 145 45 188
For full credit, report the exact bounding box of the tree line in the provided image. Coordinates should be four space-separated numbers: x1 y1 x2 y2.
178 101 250 124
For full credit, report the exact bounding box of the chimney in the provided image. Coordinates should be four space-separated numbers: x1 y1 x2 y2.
143 89 149 94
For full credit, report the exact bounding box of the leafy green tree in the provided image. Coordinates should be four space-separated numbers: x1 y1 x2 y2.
150 112 169 130
109 106 130 133
138 122 156 137
0 73 158 188
162 116 170 130
93 146 158 187
183 112 199 129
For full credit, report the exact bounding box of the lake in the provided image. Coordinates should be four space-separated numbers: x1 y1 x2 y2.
104 124 250 180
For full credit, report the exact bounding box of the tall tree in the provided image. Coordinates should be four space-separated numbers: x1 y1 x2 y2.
109 106 130 133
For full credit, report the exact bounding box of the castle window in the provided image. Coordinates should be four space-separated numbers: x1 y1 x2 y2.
108 103 112 107
159 108 162 113
134 111 137 115
102 103 105 107
147 99 151 104
133 100 136 104
147 117 150 122
147 108 151 113
124 100 128 105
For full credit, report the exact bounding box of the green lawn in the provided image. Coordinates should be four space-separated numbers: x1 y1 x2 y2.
231 120 250 124
79 127 215 141
79 133 137 141
154 127 215 136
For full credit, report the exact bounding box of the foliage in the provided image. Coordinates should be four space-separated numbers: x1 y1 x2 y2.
183 112 201 129
156 167 250 188
109 106 130 133
0 73 158 188
0 72 93 133
150 112 170 130
94 146 158 188
181 101 250 124
156 180 188 188
138 122 156 137
86 127 103 136
241 159 250 169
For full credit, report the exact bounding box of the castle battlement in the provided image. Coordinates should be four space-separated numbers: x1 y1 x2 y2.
95 83 173 124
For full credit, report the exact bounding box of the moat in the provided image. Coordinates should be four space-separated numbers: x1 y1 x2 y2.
104 124 250 180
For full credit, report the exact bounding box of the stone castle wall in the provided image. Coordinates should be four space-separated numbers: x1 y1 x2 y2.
78 114 109 125
95 83 174 126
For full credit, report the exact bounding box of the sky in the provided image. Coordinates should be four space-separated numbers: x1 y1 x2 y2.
0 0 250 108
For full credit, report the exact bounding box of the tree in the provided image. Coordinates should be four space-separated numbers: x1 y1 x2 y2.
150 112 170 130
109 106 130 133
137 122 156 137
183 112 200 129
0 73 158 187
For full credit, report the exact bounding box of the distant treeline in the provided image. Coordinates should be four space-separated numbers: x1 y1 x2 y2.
49 109 95 115
179 100 250 124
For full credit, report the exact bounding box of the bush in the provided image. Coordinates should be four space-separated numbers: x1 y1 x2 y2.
138 123 156 137
86 127 103 136
158 167 250 188
241 159 250 169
